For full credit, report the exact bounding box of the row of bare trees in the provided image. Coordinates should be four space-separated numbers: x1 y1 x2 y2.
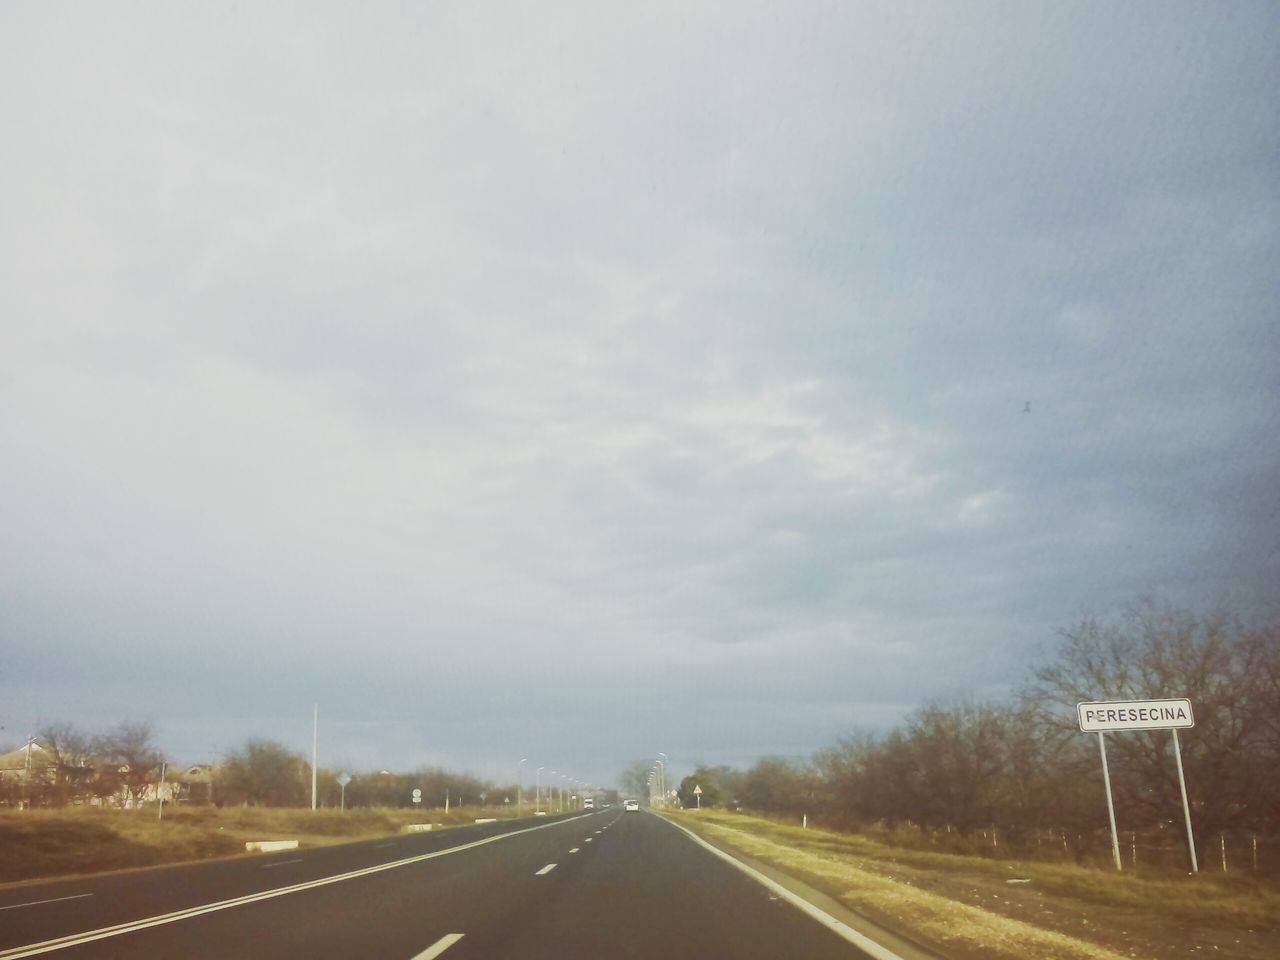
214 739 501 809
679 601 1279 864
1 721 164 808
2 723 514 811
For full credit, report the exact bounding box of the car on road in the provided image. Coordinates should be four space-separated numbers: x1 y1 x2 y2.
623 799 639 812
583 798 594 809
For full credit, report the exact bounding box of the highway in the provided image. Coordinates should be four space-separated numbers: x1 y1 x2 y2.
0 809 891 959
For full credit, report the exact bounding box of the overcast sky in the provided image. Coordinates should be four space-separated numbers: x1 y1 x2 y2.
2 2 1276 790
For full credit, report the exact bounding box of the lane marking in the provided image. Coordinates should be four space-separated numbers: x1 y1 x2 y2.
659 818 906 960
0 896 93 913
412 933 464 959
568 848 580 854
584 838 592 842
260 859 304 869
535 863 557 876
0 815 592 959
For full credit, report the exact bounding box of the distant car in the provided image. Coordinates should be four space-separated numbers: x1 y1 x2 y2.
583 798 594 809
624 799 639 812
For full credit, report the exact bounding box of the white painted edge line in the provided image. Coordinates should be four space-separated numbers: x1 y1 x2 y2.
0 815 591 960
411 933 464 959
260 859 304 869
660 817 906 960
535 863 557 876
0 895 93 913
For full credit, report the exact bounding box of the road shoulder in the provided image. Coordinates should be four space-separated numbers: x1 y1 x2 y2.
659 813 945 960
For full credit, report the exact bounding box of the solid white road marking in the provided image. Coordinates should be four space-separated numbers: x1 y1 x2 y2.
0 895 93 913
411 933 464 959
659 818 906 960
535 863 557 876
0 815 592 959
260 859 304 869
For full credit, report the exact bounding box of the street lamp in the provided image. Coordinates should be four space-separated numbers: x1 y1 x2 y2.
657 753 668 808
536 766 544 814
518 758 527 817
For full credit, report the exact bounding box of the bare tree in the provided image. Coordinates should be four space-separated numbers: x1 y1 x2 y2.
1030 599 1279 850
35 721 96 804
92 721 164 808
216 739 309 807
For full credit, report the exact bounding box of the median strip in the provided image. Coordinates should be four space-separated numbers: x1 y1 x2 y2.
0 816 587 959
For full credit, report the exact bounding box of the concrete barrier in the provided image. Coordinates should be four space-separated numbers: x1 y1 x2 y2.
403 823 433 832
245 840 299 852
474 818 497 824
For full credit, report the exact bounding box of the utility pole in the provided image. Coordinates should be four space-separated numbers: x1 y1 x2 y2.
311 704 318 812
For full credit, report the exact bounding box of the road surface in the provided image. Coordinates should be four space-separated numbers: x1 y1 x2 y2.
0 810 888 959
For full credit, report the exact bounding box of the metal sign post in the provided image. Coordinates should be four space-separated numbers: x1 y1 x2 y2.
1096 733 1122 871
337 772 351 813
693 784 702 809
1078 698 1197 875
1171 729 1199 873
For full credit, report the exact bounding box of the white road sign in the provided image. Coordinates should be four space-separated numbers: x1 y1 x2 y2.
1077 698 1194 732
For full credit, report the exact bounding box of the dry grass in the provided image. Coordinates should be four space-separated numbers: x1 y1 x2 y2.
0 804 518 885
668 810 1280 960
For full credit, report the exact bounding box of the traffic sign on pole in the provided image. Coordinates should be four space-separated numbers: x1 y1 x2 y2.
1077 699 1194 732
337 772 351 813
1078 698 1198 873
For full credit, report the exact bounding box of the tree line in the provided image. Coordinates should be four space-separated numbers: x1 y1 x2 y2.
1 723 513 811
675 601 1279 866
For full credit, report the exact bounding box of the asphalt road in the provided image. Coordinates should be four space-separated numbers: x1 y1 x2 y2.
0 810 884 959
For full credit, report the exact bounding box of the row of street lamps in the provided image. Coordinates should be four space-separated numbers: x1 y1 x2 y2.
647 751 669 807
517 758 592 816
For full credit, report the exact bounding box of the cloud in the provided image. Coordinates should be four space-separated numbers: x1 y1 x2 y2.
1 2 1276 785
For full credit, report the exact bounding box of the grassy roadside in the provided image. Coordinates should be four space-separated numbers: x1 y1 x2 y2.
0 805 519 885
665 810 1280 960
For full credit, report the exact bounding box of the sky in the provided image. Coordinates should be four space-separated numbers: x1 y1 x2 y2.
2 2 1277 790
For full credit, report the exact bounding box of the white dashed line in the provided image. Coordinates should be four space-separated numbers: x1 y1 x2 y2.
569 848 580 854
0 895 93 913
535 863 557 876
412 933 465 959
0 816 579 960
